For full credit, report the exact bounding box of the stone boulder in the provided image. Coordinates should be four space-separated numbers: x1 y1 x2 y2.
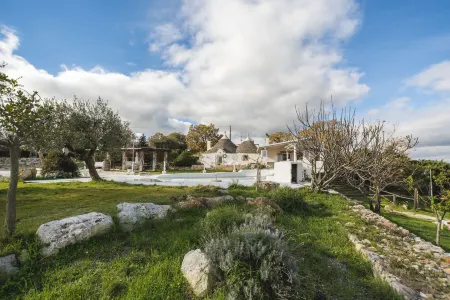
117 203 171 231
0 254 18 275
36 212 113 256
181 249 212 297
19 168 37 180
176 195 234 209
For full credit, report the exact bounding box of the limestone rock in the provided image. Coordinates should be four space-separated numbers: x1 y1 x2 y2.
117 202 171 231
181 249 211 297
0 254 18 275
205 195 234 206
218 189 229 195
177 195 234 209
19 168 37 180
36 212 113 256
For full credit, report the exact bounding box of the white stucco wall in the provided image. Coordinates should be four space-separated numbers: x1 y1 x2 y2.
273 161 304 183
201 151 260 168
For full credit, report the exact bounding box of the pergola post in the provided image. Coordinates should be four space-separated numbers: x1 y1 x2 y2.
122 151 127 170
138 150 144 172
162 151 168 174
152 151 157 171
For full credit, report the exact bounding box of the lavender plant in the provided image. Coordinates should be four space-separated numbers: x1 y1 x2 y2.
203 214 299 299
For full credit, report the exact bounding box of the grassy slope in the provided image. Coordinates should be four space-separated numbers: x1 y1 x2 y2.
0 182 399 299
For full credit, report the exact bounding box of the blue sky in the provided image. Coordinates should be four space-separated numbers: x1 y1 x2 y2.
1 0 450 160
345 0 450 110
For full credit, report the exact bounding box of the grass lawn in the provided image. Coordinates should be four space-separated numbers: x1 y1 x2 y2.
382 212 450 252
0 182 400 299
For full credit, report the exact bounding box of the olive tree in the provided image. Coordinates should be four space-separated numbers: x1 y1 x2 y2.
44 97 130 180
0 67 42 236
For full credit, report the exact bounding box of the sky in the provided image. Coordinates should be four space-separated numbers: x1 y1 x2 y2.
0 0 450 161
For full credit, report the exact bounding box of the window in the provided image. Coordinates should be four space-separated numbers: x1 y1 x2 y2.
217 156 223 165
261 150 267 157
242 155 249 161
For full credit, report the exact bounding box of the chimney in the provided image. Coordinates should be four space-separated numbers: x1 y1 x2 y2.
207 141 212 150
265 138 270 145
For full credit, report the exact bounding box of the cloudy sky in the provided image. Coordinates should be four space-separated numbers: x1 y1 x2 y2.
1 0 449 161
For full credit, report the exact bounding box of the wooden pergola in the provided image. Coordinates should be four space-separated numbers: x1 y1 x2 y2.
121 147 170 171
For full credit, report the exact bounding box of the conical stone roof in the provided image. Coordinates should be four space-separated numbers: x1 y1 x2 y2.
236 136 258 153
205 135 237 154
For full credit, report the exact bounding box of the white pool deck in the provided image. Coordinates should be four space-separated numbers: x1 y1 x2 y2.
3 169 306 189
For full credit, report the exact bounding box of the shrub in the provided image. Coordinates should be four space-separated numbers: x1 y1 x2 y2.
228 179 246 190
269 187 305 212
41 151 79 178
203 206 246 233
203 214 299 299
172 151 198 167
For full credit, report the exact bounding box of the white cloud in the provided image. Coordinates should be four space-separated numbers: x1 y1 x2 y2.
0 0 369 138
167 118 192 133
388 97 410 109
366 94 450 160
406 60 450 92
126 62 136 66
149 23 182 52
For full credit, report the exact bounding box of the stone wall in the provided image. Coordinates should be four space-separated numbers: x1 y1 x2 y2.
0 157 41 170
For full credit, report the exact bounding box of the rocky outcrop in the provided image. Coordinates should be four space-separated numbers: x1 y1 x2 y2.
176 195 234 209
181 249 212 297
347 203 450 299
36 212 113 256
117 203 171 231
0 254 18 275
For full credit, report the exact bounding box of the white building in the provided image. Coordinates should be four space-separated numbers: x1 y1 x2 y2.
200 135 314 184
201 135 260 168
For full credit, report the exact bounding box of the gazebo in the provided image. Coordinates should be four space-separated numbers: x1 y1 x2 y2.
121 147 170 172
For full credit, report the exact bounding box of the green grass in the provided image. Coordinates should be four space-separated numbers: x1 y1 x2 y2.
333 183 450 252
382 213 450 252
0 182 400 299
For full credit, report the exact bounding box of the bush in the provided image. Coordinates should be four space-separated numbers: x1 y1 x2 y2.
203 214 299 299
172 151 198 167
228 179 247 190
269 187 305 212
41 151 79 178
203 206 246 233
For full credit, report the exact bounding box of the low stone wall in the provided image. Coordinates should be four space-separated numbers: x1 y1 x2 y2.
345 202 450 299
0 157 41 170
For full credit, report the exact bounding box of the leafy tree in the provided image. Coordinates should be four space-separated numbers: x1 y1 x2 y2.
167 132 187 151
266 131 292 143
186 123 221 152
148 132 177 149
0 66 43 236
172 151 198 167
42 97 130 180
138 134 147 147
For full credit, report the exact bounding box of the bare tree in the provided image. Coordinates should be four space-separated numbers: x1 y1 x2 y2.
289 102 371 191
353 122 418 212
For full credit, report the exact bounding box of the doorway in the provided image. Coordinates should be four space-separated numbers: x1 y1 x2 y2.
291 163 297 183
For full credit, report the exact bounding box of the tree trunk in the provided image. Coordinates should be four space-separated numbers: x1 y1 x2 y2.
374 184 381 213
84 155 101 180
436 220 441 246
5 143 20 236
414 188 418 210
38 151 45 163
